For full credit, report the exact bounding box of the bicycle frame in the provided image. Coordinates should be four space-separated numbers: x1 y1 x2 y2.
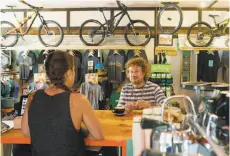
92 9 133 35
5 10 45 36
212 18 230 35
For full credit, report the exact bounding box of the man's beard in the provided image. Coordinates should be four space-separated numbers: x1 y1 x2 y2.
131 79 143 85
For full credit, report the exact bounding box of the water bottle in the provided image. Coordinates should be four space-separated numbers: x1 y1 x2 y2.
132 116 145 156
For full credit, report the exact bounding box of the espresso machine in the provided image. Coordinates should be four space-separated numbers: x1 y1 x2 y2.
140 95 229 156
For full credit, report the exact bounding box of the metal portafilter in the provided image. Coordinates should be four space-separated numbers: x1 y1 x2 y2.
140 118 170 129
141 149 180 156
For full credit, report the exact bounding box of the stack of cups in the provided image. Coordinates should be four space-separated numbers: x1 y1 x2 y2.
132 116 145 156
142 107 162 149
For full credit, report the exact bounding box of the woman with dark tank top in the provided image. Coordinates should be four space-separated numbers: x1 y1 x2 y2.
21 51 104 156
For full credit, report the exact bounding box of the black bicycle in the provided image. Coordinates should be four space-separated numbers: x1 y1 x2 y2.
157 2 183 34
1 0 64 47
79 0 151 46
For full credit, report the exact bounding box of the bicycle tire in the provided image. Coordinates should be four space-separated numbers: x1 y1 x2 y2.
124 20 151 46
225 38 229 47
79 19 105 46
38 20 64 47
187 22 214 47
158 3 183 34
1 21 18 47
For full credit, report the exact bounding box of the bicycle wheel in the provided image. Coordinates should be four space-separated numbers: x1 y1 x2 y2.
225 38 229 47
79 19 105 46
38 20 64 47
124 20 151 46
1 21 18 47
158 3 183 34
187 22 214 47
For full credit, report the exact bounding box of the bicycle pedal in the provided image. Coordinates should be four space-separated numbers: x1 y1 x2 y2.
106 34 113 37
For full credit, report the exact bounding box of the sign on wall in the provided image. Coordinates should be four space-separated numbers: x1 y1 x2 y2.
158 34 173 46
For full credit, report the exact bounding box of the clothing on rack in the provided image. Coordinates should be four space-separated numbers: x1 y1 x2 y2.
127 49 148 61
37 50 54 64
1 50 14 71
98 80 113 99
1 78 19 100
197 50 221 82
108 49 127 62
72 50 83 64
105 51 125 84
16 51 37 81
73 56 82 90
80 82 104 110
221 51 229 83
28 82 49 93
82 50 100 74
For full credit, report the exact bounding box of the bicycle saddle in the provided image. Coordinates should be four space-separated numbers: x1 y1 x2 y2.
6 5 16 8
209 14 220 18
98 8 106 12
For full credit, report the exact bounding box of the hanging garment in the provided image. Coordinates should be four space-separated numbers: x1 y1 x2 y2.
72 50 83 64
80 82 104 110
127 49 148 61
1 82 7 97
197 50 221 82
37 50 54 64
16 51 37 81
0 50 14 71
82 50 100 74
108 49 127 62
19 63 30 81
222 51 229 83
105 53 125 83
13 80 19 100
72 56 83 90
28 82 49 93
98 80 113 99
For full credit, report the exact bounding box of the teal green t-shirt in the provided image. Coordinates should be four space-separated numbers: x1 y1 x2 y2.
109 92 121 110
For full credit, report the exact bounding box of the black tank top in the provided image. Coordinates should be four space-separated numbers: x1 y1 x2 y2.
28 89 85 156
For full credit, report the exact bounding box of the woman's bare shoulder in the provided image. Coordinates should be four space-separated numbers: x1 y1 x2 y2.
70 92 89 108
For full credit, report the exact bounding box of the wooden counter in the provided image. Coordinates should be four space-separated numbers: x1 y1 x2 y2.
1 110 142 156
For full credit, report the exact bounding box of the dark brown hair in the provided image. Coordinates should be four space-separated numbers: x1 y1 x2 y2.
125 57 150 81
45 51 74 91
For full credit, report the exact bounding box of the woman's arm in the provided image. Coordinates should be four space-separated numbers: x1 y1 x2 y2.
21 91 36 137
71 93 104 140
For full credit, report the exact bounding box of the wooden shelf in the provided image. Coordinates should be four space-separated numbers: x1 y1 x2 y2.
180 46 229 54
182 71 190 73
180 47 229 51
182 58 190 60
0 35 145 50
0 71 18 75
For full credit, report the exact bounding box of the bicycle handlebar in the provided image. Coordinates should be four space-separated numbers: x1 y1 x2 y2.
116 0 126 10
19 0 43 10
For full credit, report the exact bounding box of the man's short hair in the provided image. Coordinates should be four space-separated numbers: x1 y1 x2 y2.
125 57 150 81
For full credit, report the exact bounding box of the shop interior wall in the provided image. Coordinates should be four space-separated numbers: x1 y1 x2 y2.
1 8 229 95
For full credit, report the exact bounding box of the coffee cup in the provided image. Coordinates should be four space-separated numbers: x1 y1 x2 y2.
113 106 125 114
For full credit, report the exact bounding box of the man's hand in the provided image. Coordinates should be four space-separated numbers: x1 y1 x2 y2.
125 102 138 110
136 100 152 109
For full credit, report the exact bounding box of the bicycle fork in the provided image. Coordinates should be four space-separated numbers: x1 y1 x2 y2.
126 12 137 35
130 22 137 35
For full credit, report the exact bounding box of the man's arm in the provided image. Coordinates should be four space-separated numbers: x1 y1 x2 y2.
117 87 126 107
154 86 166 105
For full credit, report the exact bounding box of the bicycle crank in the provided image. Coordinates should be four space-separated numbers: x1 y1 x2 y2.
197 32 204 40
47 31 55 35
